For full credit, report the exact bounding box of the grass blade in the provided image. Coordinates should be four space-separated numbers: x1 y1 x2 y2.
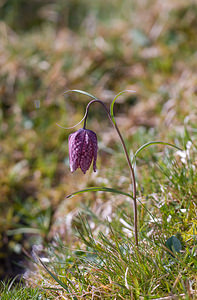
110 90 135 125
38 258 70 293
66 186 133 199
67 187 158 224
57 89 98 129
64 89 98 100
132 141 182 166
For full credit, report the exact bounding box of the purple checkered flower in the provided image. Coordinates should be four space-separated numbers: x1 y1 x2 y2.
68 128 98 174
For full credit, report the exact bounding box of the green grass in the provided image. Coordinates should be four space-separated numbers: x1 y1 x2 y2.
0 279 53 300
24 129 197 299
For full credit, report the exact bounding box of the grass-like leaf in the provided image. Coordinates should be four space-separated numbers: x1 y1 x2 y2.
57 89 98 129
38 257 71 293
66 187 161 225
110 90 135 125
66 186 133 199
64 89 98 101
7 227 42 235
132 141 182 166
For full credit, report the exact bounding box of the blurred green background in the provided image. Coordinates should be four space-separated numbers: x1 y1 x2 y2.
0 0 196 280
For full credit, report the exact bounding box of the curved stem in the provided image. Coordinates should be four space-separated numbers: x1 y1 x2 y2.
84 99 138 246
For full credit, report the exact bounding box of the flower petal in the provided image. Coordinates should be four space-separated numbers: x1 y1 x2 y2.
69 129 85 172
87 130 97 172
80 131 94 174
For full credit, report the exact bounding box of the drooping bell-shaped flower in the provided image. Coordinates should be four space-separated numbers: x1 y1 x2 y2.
68 128 98 174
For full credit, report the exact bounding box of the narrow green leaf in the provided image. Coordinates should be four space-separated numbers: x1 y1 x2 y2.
38 258 70 292
110 90 135 125
66 187 163 230
66 187 133 199
132 141 182 166
57 89 98 129
7 227 42 235
64 89 98 101
66 187 158 224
